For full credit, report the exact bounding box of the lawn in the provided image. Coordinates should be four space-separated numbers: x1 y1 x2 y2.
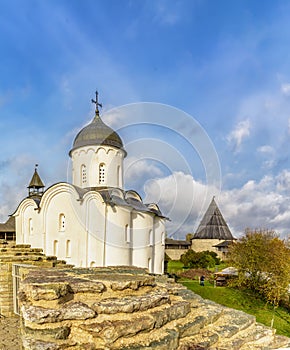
180 278 290 338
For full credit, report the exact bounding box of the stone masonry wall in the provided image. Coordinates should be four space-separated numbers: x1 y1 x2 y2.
165 248 188 261
0 240 70 317
19 266 290 350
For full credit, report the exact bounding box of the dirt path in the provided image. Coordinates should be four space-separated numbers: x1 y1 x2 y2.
0 317 21 350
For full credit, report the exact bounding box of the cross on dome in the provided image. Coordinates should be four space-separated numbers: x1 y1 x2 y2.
91 90 102 116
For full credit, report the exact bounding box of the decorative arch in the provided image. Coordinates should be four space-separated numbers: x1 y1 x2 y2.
95 146 107 155
125 190 143 202
13 197 38 217
40 183 79 214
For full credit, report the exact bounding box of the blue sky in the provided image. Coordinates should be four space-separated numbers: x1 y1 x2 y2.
1 0 290 238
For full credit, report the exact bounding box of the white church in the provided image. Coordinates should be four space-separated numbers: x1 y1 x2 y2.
13 93 166 274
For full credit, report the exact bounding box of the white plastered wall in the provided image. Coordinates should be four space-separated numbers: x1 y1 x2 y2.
131 212 154 272
71 145 125 189
153 217 165 274
104 205 132 266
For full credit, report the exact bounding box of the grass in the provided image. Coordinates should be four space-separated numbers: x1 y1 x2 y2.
167 260 290 337
180 278 290 338
167 260 184 274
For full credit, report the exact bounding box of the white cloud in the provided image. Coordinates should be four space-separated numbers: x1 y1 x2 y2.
257 145 275 154
144 171 219 238
227 119 251 152
142 170 290 240
124 157 164 186
281 83 290 97
256 145 276 169
0 154 36 222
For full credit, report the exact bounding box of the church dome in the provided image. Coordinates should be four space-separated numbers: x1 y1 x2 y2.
69 111 125 156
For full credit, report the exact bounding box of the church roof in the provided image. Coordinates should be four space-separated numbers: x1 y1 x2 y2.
28 167 45 189
69 92 125 157
72 185 166 218
193 197 234 240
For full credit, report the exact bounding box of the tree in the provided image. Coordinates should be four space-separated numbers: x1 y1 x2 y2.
180 249 217 269
228 229 290 308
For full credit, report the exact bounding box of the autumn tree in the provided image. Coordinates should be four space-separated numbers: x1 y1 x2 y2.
228 229 290 307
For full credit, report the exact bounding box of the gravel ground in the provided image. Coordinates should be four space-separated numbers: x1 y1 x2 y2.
0 316 21 350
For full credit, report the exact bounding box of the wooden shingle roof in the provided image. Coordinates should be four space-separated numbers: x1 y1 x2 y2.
193 197 234 240
28 168 45 188
0 216 15 233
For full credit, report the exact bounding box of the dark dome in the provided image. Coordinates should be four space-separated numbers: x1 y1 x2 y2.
69 114 125 156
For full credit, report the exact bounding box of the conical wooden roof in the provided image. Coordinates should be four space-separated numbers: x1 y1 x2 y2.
28 168 45 189
193 197 234 240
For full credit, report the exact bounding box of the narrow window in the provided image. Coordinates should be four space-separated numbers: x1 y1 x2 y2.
125 224 130 243
53 240 58 256
117 165 120 187
28 218 33 235
148 258 152 273
66 240 71 257
149 229 153 246
161 232 165 245
99 163 106 184
81 164 87 185
59 214 65 232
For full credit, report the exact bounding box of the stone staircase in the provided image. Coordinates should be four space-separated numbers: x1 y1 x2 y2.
0 241 71 317
18 266 290 349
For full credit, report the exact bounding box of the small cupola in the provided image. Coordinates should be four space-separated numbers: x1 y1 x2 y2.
28 164 45 197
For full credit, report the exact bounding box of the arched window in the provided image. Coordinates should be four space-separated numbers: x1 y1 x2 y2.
66 240 71 257
148 258 152 273
149 229 153 246
59 214 65 232
125 224 130 243
53 240 58 256
28 218 33 235
99 163 106 184
81 164 87 185
161 232 165 246
90 261 96 267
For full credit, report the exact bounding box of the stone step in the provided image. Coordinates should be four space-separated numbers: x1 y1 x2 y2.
114 328 180 350
168 304 224 339
208 322 272 349
239 325 290 350
71 300 190 347
177 308 257 349
92 289 170 314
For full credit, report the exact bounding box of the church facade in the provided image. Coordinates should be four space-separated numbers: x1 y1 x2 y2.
13 95 166 274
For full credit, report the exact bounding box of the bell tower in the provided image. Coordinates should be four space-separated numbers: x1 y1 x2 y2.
28 164 45 197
